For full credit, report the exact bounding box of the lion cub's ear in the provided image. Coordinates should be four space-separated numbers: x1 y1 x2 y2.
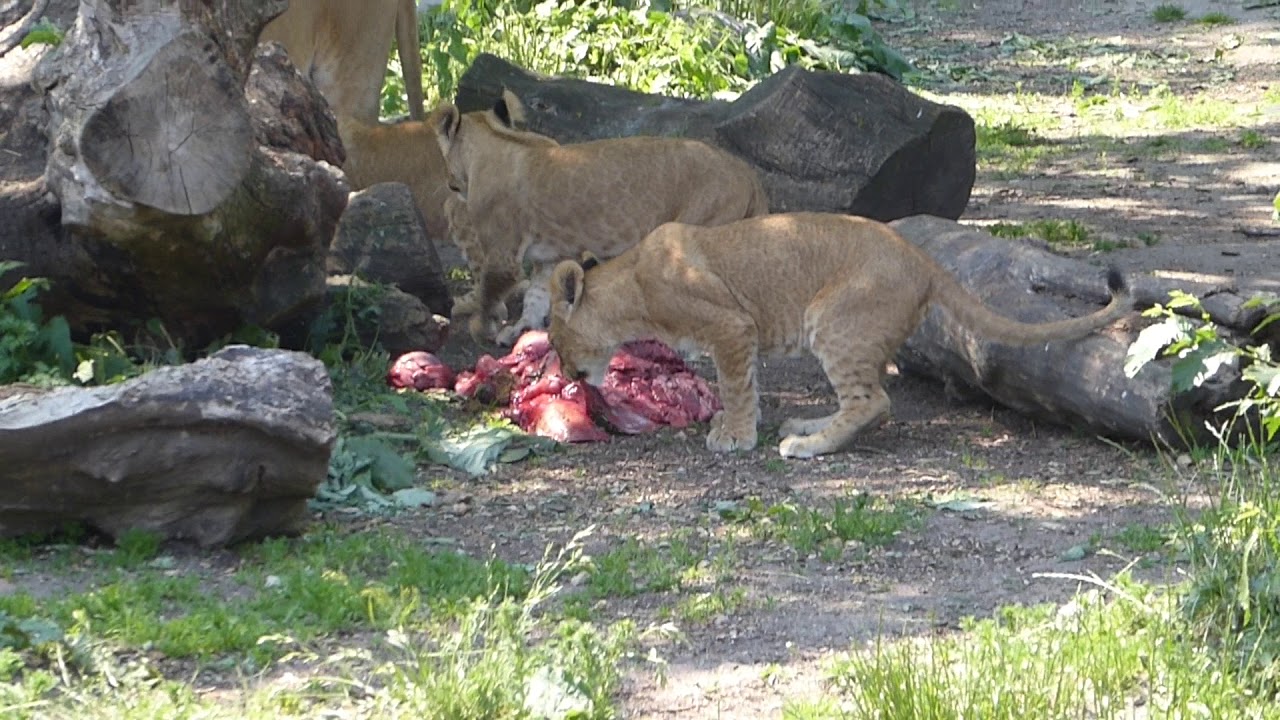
496 88 528 128
550 260 586 318
434 104 461 152
579 252 600 271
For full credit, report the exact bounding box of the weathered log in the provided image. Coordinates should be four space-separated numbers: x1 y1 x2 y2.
454 53 975 221
889 215 1253 446
0 346 335 547
0 0 347 349
248 41 345 167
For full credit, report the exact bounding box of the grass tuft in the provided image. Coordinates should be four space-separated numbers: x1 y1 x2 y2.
1151 4 1188 22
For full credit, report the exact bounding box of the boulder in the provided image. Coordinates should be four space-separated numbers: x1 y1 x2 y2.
0 346 336 547
326 275 450 356
329 182 453 317
454 53 975 221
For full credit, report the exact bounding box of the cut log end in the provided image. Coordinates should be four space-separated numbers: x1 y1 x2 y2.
80 33 252 215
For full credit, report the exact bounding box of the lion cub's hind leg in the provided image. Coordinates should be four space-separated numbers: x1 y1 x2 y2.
777 296 904 459
778 351 891 458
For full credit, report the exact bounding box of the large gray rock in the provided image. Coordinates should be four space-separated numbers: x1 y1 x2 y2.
330 182 453 317
0 346 335 547
455 53 975 221
325 275 451 356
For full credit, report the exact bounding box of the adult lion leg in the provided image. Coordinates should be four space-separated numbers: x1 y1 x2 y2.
456 261 521 342
705 326 762 452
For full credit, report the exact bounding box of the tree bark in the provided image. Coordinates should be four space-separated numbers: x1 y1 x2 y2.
0 0 349 348
889 215 1257 447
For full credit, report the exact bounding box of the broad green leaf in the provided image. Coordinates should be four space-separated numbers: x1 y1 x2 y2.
422 424 522 476
343 435 416 491
1124 317 1187 377
1170 344 1237 392
392 488 437 508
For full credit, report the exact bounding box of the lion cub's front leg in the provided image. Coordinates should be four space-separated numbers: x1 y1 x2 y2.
704 335 761 453
495 263 554 347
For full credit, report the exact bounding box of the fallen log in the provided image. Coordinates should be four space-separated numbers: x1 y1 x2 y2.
889 215 1254 447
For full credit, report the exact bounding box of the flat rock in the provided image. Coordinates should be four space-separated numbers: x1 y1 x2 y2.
0 346 336 547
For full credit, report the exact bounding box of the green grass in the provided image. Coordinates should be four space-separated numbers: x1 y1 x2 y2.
1107 522 1173 554
1151 4 1188 22
0 528 634 719
585 531 737 599
1240 129 1269 150
735 494 921 562
788 577 1268 718
1197 11 1234 26
0 528 530 667
987 219 1093 248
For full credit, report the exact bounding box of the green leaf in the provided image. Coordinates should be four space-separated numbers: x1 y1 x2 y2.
421 424 525 476
392 488 437 508
1059 544 1091 562
1124 317 1188 377
342 435 416 491
20 20 63 49
1170 344 1237 392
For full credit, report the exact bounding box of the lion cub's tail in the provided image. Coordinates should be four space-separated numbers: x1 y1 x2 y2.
930 266 1132 346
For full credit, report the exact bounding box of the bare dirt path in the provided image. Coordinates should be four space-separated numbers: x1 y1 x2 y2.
416 2 1280 716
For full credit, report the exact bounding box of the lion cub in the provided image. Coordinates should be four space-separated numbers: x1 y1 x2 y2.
548 212 1134 458
433 91 770 346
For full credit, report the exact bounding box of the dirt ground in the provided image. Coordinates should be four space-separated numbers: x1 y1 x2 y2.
396 2 1280 717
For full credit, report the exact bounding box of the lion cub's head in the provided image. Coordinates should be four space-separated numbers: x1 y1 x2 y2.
548 253 619 386
432 88 550 201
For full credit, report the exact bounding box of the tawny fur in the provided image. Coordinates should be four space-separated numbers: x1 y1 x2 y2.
260 0 424 123
548 212 1134 459
340 105 527 338
434 92 771 346
339 111 458 243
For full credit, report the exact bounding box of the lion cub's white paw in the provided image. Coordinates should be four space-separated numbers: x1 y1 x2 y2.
495 321 534 348
778 434 821 459
705 412 757 452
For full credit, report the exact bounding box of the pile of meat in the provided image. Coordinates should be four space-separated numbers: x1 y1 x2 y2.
387 331 721 443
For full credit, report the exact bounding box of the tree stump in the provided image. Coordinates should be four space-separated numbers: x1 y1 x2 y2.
0 0 347 349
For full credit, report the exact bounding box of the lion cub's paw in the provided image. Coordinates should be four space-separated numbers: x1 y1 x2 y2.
778 434 822 459
705 412 758 452
495 320 534 348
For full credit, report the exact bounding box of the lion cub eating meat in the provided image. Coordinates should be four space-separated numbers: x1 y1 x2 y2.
433 91 769 346
548 212 1134 458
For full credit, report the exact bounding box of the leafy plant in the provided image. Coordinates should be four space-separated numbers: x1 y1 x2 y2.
1124 290 1280 443
407 0 914 111
0 261 74 385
